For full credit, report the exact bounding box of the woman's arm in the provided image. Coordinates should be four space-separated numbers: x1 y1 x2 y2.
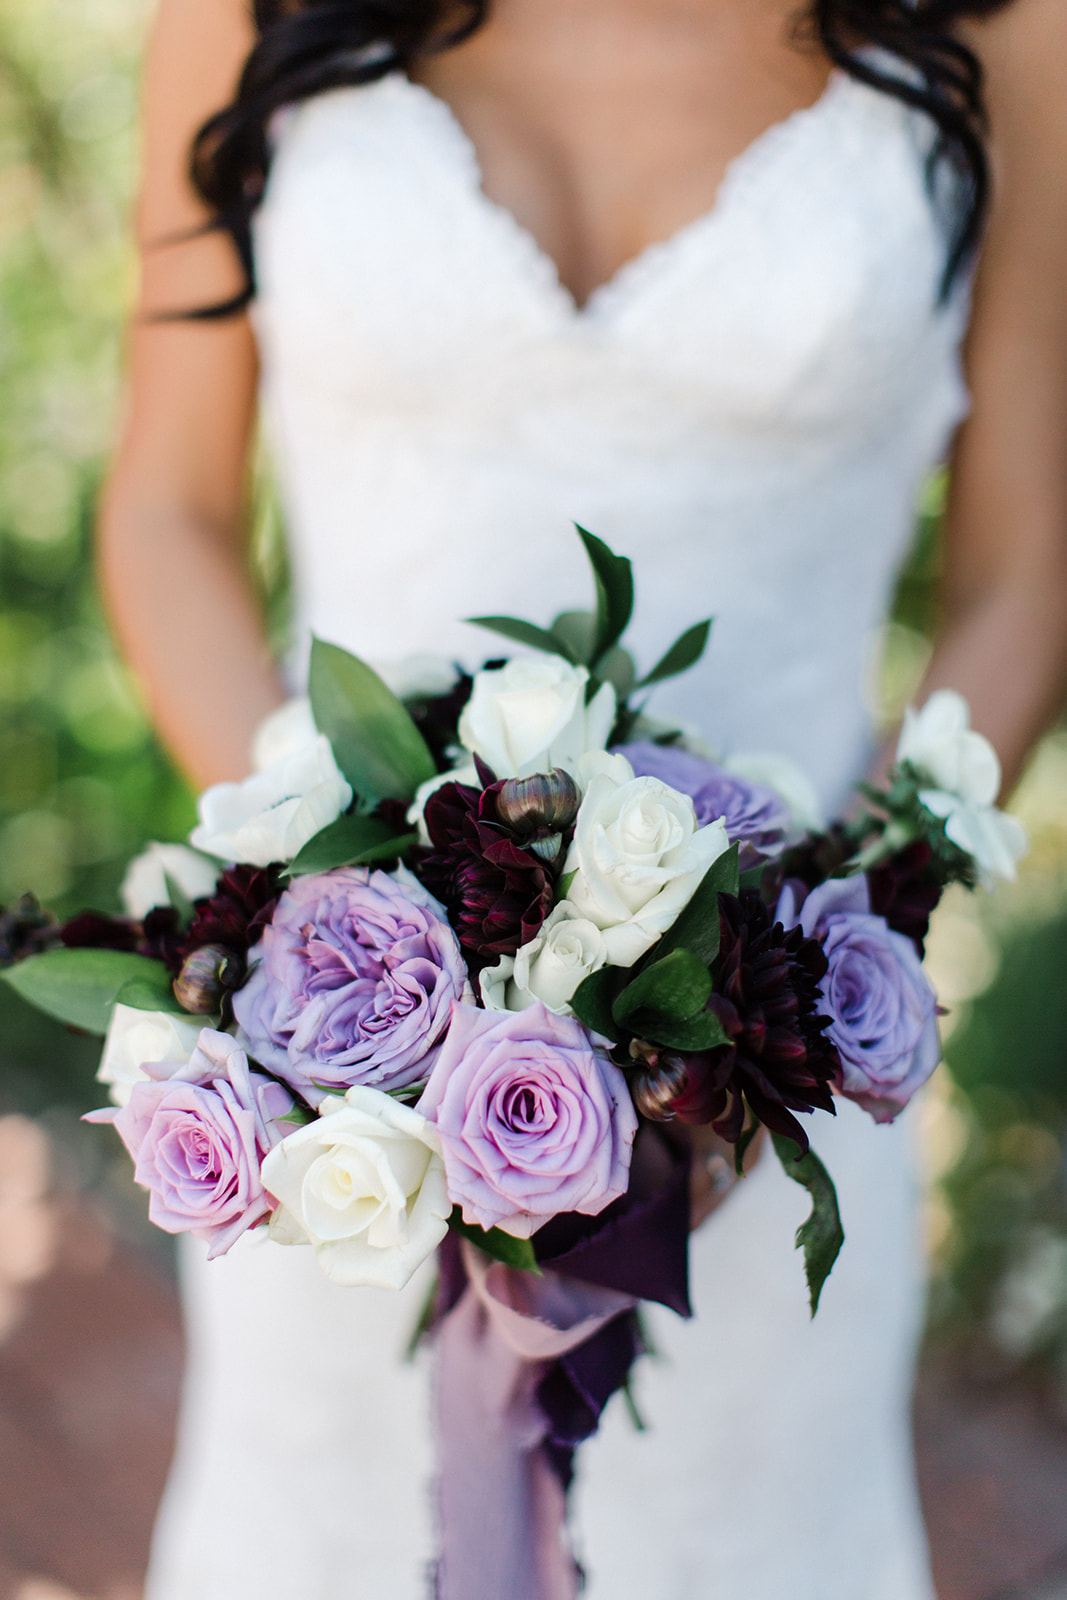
99 0 285 790
917 0 1067 791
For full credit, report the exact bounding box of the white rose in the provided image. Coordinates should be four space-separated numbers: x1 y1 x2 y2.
250 697 318 772
190 736 352 867
371 653 459 702
260 1086 451 1290
120 842 220 919
480 903 609 1016
722 750 823 833
918 788 1027 886
458 656 616 780
897 689 1000 806
564 760 731 968
97 1003 203 1107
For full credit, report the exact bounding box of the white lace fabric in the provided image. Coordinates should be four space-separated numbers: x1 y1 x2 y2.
146 69 964 1599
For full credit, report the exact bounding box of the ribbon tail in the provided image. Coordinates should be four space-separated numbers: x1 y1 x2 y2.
434 1285 577 1600
434 1243 635 1600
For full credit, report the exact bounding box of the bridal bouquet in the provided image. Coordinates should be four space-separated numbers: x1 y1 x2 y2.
1 527 1026 1321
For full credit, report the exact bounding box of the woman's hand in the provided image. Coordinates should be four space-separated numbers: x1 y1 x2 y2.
686 1123 765 1230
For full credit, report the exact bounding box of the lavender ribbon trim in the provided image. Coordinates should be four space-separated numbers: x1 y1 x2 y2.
433 1132 693 1599
435 1243 635 1600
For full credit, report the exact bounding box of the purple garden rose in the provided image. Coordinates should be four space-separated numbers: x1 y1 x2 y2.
619 743 789 861
776 876 940 1123
419 1001 637 1237
87 1029 292 1257
233 866 471 1102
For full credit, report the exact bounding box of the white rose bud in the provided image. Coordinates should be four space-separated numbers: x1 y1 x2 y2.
458 656 616 780
481 903 609 1016
97 1003 204 1107
564 758 731 968
260 1087 451 1290
120 842 220 920
190 735 352 867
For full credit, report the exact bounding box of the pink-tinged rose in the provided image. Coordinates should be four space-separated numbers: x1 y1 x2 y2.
419 1002 637 1238
86 1028 293 1257
233 866 471 1103
776 876 940 1123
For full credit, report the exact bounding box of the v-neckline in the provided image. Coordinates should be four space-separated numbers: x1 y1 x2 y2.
396 67 850 319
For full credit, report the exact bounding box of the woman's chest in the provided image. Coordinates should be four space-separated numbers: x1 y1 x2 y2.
253 73 967 443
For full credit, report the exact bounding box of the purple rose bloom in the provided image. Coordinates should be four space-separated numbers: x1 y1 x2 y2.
87 1029 292 1257
419 1001 637 1237
776 876 940 1123
233 867 470 1102
619 742 789 861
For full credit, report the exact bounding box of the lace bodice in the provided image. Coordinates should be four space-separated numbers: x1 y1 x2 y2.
253 69 969 813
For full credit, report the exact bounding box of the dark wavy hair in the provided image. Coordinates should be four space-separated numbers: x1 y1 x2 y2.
189 0 1014 318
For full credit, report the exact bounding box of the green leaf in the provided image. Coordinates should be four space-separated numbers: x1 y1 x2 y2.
449 1210 542 1273
575 525 634 664
651 844 740 968
570 966 625 1041
550 609 598 665
597 644 637 698
466 615 581 665
614 947 712 1028
114 974 190 1017
624 1009 730 1051
309 638 437 803
0 948 178 1036
771 1134 845 1316
636 619 712 689
288 813 416 875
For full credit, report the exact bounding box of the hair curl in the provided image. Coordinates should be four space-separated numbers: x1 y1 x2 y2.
189 0 1014 318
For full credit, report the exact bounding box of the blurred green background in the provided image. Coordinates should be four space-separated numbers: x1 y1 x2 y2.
0 0 1065 1395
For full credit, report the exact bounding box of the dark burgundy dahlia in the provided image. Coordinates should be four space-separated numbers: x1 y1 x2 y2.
417 779 555 961
177 864 283 965
867 840 942 956
675 890 839 1153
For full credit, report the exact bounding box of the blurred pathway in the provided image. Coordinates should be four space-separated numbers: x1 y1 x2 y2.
0 1113 1065 1600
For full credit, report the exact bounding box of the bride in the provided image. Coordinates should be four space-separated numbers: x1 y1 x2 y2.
100 0 1067 1596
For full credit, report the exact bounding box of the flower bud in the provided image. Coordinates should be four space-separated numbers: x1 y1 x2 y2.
629 1050 690 1122
496 769 581 836
173 943 243 1014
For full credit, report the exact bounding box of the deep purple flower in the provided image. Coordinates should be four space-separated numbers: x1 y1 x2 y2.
777 876 940 1123
419 1001 637 1237
667 890 839 1152
233 866 470 1102
867 840 942 955
619 743 789 862
417 779 555 960
59 910 140 953
183 863 282 953
86 1028 292 1257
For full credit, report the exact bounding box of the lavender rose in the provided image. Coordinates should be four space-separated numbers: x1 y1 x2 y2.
233 866 471 1102
776 876 940 1123
619 742 789 861
86 1028 292 1257
419 1001 637 1237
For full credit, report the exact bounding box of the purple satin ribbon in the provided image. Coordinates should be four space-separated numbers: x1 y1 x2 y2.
433 1130 692 1600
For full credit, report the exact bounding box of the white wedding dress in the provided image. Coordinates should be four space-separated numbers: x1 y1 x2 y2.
146 67 969 1600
